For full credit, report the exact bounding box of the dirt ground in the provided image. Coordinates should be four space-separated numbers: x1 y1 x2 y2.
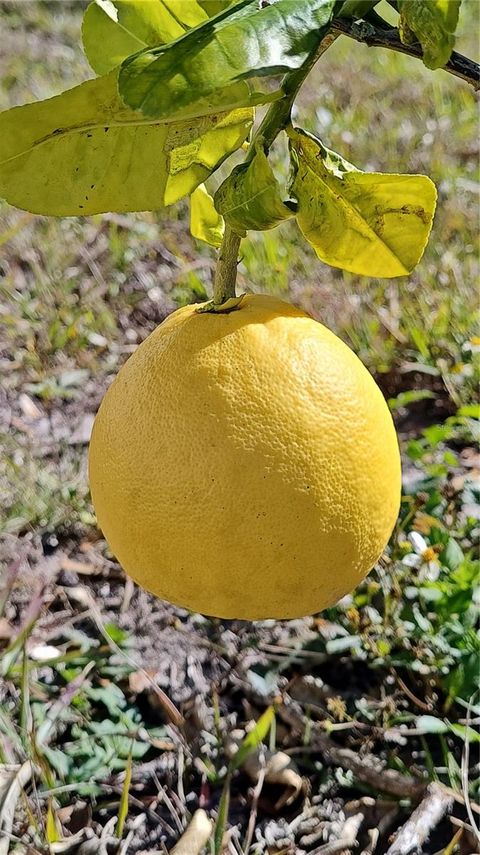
1 2 479 854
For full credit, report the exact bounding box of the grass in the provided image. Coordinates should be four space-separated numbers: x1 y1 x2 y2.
0 1 479 853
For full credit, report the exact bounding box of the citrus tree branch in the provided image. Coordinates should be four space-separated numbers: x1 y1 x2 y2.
210 30 340 309
332 18 480 91
247 30 340 159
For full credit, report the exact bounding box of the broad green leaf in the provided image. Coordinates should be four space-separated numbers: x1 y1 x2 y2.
82 0 210 76
229 705 275 772
0 71 252 216
41 746 70 779
398 0 462 70
190 184 225 247
443 538 464 571
118 0 339 120
215 142 293 233
289 128 437 278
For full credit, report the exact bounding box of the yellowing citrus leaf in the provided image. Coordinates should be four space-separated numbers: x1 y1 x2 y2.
289 128 437 278
190 184 225 246
0 71 252 216
398 0 462 70
46 800 62 844
215 142 293 233
118 0 338 120
199 0 234 14
82 0 209 76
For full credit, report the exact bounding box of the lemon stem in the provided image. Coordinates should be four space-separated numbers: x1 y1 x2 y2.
212 224 242 306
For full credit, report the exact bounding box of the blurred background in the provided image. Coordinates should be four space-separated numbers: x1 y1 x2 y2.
0 2 479 853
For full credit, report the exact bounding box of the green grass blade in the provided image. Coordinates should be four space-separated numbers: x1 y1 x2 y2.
229 705 275 772
115 748 133 839
214 773 231 855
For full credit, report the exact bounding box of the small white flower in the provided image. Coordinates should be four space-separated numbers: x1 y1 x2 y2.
402 532 440 581
28 643 61 661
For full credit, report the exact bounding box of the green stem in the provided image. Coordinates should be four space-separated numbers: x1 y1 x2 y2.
208 29 340 310
246 30 339 161
212 224 242 305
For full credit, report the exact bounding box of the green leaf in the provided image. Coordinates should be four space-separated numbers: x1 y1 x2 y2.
457 404 480 419
118 0 338 120
190 184 225 246
398 0 462 70
87 683 127 715
103 622 129 644
442 538 464 571
449 722 480 743
215 142 294 233
0 71 252 216
415 714 449 734
199 0 234 14
338 0 379 17
289 128 437 278
82 0 211 76
41 746 71 779
229 705 275 772
388 389 435 411
214 773 231 855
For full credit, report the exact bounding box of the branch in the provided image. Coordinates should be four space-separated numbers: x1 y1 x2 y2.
205 29 340 310
248 30 340 157
332 18 480 91
385 783 454 855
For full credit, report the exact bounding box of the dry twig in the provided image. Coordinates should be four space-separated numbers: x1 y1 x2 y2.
309 812 364 855
242 762 266 855
332 18 480 91
169 809 213 855
385 783 454 855
278 702 425 799
0 761 35 855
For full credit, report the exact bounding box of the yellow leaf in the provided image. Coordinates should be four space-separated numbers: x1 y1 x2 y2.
82 0 209 76
0 71 252 216
46 800 62 844
190 184 224 247
215 141 293 233
290 128 437 278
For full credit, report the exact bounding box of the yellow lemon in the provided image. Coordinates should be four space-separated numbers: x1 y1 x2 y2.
89 294 401 619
